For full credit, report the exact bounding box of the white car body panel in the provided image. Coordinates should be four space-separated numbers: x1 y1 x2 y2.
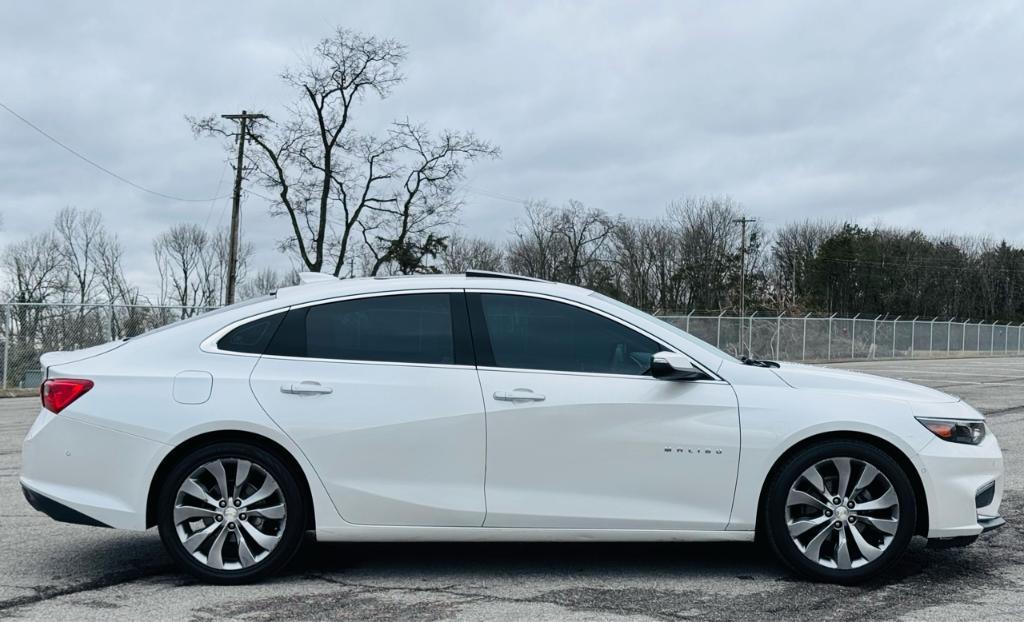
19 274 1003 546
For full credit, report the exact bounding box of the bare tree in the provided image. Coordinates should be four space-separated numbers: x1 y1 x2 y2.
191 28 496 277
54 207 106 304
439 232 504 273
153 224 218 314
1 233 64 303
361 121 499 275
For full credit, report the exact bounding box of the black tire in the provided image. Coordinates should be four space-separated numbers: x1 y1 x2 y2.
763 440 917 585
157 442 306 584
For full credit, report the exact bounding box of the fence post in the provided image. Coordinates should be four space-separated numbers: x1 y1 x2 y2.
871 315 881 359
910 317 918 358
2 303 9 389
685 310 693 333
978 320 983 352
963 319 969 353
802 313 810 361
827 313 835 360
747 311 757 358
929 317 937 356
1019 322 1023 355
892 316 900 358
850 314 856 359
776 314 782 359
947 318 952 355
716 310 725 349
991 321 997 355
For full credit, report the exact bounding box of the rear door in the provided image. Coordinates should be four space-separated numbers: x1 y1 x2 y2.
248 291 487 527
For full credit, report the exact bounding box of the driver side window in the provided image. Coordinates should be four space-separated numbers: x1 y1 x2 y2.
474 294 664 375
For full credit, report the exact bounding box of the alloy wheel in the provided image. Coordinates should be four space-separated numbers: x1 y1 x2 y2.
785 457 900 570
173 458 287 570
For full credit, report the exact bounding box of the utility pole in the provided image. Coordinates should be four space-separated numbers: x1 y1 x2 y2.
221 110 268 305
734 216 757 355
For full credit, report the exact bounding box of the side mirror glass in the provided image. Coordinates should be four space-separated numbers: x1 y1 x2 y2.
650 352 709 381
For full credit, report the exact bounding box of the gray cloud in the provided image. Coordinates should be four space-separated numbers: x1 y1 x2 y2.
2 0 1023 294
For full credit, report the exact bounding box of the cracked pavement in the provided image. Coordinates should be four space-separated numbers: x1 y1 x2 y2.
1 356 1022 621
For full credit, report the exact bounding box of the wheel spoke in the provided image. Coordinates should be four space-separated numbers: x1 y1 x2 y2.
205 460 230 500
788 514 831 537
856 515 899 535
241 477 280 508
239 519 281 551
848 524 884 562
800 465 830 500
233 459 252 498
237 529 258 567
180 479 218 508
205 524 231 569
851 463 880 498
801 521 833 562
835 526 853 569
174 505 220 523
855 487 898 511
183 521 221 553
787 489 828 510
834 458 853 500
247 503 286 520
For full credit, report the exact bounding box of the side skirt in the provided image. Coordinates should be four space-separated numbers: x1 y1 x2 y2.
316 526 756 543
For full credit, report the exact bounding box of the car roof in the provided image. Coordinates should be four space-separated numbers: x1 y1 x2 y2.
273 272 591 303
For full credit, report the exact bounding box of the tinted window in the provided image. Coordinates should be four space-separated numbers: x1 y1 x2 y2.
477 294 662 375
217 312 285 354
303 294 455 364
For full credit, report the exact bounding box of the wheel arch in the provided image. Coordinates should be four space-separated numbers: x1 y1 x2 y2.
755 430 929 537
146 429 316 530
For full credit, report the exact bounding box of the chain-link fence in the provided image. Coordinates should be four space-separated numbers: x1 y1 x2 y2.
3 302 1023 389
660 313 1024 363
1 302 214 389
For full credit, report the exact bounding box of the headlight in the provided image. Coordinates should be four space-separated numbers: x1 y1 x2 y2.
916 417 987 445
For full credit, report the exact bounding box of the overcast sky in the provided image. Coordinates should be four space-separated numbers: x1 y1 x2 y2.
2 1 1023 294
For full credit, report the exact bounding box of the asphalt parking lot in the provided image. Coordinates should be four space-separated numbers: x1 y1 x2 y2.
1 357 1022 621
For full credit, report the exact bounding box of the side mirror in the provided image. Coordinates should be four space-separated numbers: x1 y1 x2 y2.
650 352 710 381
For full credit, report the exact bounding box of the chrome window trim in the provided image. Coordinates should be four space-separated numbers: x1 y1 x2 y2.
199 286 723 382
199 289 468 366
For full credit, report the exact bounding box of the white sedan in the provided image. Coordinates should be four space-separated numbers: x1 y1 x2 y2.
21 271 1004 584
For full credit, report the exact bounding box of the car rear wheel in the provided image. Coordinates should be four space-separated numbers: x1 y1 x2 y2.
157 442 305 584
764 440 917 584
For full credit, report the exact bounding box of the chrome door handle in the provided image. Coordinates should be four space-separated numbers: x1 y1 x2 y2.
493 389 546 403
281 381 333 396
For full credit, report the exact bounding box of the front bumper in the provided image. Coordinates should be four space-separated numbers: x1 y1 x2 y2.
916 427 1004 539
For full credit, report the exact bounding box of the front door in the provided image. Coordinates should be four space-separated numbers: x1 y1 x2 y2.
249 291 487 527
470 292 740 530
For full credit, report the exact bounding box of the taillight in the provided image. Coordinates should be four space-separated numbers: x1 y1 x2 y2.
40 378 94 414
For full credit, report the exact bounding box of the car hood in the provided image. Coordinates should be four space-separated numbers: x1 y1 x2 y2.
770 363 960 404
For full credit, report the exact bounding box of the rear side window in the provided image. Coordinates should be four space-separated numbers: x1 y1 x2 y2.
216 312 285 354
474 294 662 375
272 293 458 365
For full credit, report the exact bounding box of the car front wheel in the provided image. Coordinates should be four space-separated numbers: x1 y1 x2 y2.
764 439 917 584
157 442 305 584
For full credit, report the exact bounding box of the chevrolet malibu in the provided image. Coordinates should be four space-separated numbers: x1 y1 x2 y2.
21 271 1004 584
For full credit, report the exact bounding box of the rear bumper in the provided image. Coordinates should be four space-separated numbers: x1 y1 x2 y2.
20 409 166 530
22 483 111 528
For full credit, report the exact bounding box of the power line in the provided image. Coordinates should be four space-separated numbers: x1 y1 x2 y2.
0 98 232 203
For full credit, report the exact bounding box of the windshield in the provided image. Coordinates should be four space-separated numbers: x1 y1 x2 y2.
590 293 739 362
